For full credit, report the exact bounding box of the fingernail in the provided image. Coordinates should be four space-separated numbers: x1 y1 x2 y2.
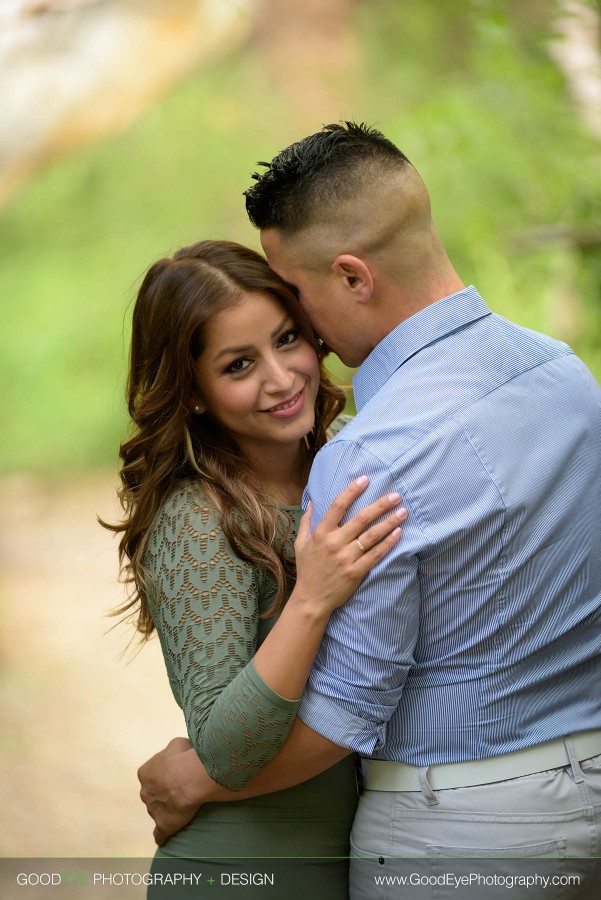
396 508 408 519
391 527 402 537
387 492 401 502
355 475 369 486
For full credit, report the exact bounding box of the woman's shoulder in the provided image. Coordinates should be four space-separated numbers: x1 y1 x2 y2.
147 479 222 545
159 477 217 515
326 412 354 440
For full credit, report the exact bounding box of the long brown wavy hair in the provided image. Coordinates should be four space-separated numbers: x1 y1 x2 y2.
105 240 346 638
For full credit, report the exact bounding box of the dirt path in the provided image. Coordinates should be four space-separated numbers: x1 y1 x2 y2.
0 474 185 857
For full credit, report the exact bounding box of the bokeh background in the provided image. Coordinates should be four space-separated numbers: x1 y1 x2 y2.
1 0 600 859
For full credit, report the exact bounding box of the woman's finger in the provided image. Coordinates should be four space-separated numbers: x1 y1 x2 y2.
353 522 404 572
337 490 404 542
294 501 313 551
353 507 408 552
317 476 370 529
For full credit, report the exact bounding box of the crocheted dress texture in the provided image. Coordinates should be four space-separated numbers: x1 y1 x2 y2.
145 481 301 790
144 415 352 791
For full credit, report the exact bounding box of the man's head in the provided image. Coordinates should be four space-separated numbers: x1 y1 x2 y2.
245 122 463 366
245 121 411 235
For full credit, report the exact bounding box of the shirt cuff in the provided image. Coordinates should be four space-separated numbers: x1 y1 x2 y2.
298 688 386 756
246 659 302 711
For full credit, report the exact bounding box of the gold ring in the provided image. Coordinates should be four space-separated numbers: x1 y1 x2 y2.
356 538 367 553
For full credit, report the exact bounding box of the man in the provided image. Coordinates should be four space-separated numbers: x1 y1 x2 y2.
140 123 601 897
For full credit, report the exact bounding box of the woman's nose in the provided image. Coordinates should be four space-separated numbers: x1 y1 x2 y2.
264 358 294 392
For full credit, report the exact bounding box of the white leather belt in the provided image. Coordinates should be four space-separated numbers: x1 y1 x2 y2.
361 730 601 792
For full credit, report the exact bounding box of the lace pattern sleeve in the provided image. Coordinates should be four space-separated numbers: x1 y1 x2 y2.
144 481 299 790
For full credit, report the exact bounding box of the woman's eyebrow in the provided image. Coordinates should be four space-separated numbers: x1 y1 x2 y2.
212 314 292 362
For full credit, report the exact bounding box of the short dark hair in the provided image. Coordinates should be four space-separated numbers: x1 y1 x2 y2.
244 121 412 233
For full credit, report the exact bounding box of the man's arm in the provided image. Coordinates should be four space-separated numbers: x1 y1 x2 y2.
139 719 349 845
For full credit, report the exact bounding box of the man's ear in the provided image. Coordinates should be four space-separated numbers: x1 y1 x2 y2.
332 254 374 302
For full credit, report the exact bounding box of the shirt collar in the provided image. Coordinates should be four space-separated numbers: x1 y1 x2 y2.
352 286 491 411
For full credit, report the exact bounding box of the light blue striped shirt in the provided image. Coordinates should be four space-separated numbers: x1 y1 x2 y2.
299 286 601 764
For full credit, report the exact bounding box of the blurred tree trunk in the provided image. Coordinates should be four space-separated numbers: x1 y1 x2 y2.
252 0 360 118
549 0 601 140
546 2 601 336
0 0 255 208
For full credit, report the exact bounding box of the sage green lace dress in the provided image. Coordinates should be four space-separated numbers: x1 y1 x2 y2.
144 423 357 897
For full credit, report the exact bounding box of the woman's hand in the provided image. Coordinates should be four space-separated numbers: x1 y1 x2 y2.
293 476 407 617
253 477 406 696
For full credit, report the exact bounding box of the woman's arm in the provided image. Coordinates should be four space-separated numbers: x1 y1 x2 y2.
146 479 405 792
139 720 349 846
146 482 297 792
251 478 406 699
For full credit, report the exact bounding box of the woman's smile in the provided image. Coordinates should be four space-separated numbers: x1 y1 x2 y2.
193 291 320 455
262 387 306 418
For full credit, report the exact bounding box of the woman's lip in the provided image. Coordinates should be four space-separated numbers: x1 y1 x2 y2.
262 388 305 418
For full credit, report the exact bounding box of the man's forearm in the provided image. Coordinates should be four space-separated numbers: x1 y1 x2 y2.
138 719 351 845
196 717 351 804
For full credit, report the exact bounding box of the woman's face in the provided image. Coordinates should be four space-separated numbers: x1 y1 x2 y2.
193 291 321 458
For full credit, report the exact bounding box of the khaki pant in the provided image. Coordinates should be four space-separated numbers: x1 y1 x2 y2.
350 743 601 899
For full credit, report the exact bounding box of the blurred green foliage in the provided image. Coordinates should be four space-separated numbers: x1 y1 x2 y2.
1 0 600 474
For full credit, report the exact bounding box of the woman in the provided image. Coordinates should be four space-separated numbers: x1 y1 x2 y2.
108 240 405 896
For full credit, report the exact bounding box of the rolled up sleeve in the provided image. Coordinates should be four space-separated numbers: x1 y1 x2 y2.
297 439 422 752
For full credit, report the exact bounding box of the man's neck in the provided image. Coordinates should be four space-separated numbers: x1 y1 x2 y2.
370 273 466 351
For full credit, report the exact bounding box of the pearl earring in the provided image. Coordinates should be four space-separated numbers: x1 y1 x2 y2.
194 405 201 414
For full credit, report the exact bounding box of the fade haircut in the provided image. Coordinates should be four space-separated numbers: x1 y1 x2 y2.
244 121 412 234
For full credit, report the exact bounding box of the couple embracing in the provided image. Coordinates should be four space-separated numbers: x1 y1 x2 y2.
108 122 601 899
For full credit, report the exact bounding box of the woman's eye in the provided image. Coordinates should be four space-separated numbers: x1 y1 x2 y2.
225 357 252 374
278 328 299 347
